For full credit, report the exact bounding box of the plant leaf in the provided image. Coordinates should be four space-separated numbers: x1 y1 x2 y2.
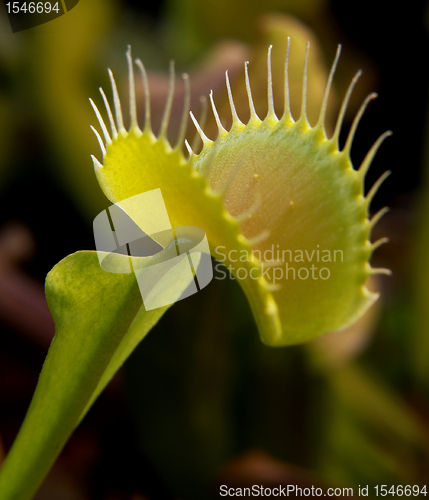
0 249 197 500
93 48 389 346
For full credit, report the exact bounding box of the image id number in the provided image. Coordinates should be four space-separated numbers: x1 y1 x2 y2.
6 2 60 14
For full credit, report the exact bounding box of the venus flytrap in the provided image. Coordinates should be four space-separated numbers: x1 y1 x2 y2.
94 42 391 345
0 40 390 500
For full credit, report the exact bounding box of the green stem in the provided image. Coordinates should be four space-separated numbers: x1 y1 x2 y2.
0 251 170 500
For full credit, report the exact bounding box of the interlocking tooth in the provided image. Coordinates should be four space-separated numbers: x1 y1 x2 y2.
209 90 227 136
282 37 292 122
203 183 219 198
218 153 247 196
316 44 341 132
343 92 378 155
99 87 118 140
233 192 262 223
89 98 111 145
184 139 194 159
364 286 381 301
244 62 259 122
192 95 208 152
331 69 361 147
238 229 270 247
369 267 392 276
371 237 389 252
267 45 277 119
175 73 190 150
199 138 221 177
190 112 212 146
265 283 283 292
370 206 389 230
91 154 103 169
226 70 242 125
159 60 175 140
365 170 391 206
263 294 282 345
90 125 106 156
250 229 270 246
359 131 392 179
108 68 126 134
126 46 139 131
135 58 152 134
298 41 310 124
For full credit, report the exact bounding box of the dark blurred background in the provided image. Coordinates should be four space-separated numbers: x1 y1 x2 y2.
0 0 429 498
